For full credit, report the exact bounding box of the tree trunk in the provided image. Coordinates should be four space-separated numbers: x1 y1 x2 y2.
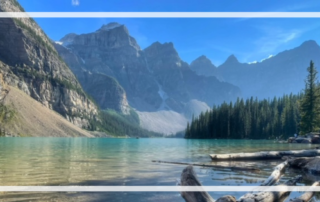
152 160 260 172
180 165 215 202
261 161 288 186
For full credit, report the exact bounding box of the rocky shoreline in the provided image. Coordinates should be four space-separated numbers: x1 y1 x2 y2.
287 133 320 144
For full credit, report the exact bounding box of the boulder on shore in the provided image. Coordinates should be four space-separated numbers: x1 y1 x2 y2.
312 135 320 144
287 136 318 144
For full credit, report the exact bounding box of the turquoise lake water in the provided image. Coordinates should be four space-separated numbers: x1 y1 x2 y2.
0 138 319 202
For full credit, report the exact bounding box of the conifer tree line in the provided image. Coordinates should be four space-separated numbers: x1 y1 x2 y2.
185 60 320 139
185 94 302 139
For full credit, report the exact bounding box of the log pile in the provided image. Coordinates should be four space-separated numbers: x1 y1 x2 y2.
180 160 320 202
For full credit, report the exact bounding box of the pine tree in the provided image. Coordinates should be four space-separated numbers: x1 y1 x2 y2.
299 61 320 134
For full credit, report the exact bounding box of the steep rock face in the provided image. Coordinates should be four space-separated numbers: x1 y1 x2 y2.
54 42 130 114
0 0 98 128
59 23 162 111
190 55 222 80
144 42 190 111
217 40 320 99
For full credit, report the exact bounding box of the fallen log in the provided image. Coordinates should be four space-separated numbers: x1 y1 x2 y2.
238 175 301 202
210 149 320 161
179 165 302 202
237 161 294 202
261 161 288 186
289 181 320 202
152 160 260 172
180 165 215 202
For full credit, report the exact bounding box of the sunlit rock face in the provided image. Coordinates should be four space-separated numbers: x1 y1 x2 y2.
58 23 162 112
0 0 98 128
54 43 131 115
58 23 241 114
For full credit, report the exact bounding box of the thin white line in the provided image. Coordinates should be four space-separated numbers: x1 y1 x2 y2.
0 186 318 192
1 12 320 18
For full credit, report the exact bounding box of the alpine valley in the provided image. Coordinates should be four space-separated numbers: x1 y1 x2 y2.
0 0 319 136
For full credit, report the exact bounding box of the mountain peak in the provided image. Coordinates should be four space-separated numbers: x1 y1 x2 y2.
191 55 216 68
98 22 123 31
299 40 319 48
225 54 239 64
146 41 176 52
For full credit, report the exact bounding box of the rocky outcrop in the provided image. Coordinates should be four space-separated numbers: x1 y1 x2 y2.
288 133 320 144
53 43 130 114
79 72 130 114
57 23 241 114
0 0 98 128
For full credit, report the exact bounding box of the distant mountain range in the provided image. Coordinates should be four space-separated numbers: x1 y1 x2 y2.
56 23 241 115
212 40 320 99
54 23 320 134
1 0 320 136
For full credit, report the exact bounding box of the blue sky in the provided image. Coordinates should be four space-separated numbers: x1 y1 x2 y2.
17 0 320 65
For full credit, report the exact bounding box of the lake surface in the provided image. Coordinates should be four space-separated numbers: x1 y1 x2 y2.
0 138 319 202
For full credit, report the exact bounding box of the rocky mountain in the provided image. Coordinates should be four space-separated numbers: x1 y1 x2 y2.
54 43 130 114
217 40 320 99
143 42 240 111
0 66 94 137
0 0 98 128
190 55 222 80
57 23 241 115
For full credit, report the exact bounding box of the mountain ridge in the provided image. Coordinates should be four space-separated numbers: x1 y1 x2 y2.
58 23 241 115
216 39 320 99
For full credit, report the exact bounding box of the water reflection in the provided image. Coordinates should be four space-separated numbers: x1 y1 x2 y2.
0 138 318 201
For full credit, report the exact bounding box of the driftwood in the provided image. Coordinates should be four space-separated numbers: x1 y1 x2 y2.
290 181 320 202
261 161 288 186
152 160 260 172
210 149 320 161
238 176 301 202
180 161 318 202
180 165 215 202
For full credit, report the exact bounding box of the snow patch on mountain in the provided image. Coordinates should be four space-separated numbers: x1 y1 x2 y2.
261 55 273 62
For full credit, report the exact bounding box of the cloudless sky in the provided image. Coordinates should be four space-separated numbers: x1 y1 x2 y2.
16 0 320 65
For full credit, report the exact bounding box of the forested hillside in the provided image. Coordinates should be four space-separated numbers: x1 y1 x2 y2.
185 94 302 139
